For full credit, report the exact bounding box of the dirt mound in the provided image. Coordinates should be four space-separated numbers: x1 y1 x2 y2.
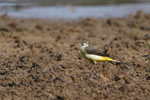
0 12 150 100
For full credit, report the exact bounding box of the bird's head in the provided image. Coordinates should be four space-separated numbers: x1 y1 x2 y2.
80 39 89 55
80 41 89 55
81 42 89 48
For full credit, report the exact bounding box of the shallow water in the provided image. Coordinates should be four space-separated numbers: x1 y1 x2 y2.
0 1 150 19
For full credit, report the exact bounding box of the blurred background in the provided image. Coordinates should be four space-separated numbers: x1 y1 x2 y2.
0 0 150 6
0 0 150 19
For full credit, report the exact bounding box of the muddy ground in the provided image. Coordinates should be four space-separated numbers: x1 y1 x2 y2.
0 11 150 100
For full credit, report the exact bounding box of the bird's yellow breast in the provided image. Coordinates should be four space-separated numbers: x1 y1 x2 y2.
85 54 102 61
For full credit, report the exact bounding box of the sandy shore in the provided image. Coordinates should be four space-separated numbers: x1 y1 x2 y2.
0 11 150 100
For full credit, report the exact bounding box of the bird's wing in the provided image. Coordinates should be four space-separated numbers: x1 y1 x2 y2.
85 46 107 56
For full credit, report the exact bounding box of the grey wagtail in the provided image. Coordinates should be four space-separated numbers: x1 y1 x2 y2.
80 41 120 64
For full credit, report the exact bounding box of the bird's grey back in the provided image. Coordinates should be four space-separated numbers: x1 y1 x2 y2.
85 46 107 56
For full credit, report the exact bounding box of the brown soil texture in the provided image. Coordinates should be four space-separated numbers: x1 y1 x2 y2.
0 12 150 100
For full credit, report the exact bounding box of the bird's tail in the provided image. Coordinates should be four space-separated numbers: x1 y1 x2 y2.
100 57 120 62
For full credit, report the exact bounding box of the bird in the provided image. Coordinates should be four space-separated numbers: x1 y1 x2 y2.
80 41 120 64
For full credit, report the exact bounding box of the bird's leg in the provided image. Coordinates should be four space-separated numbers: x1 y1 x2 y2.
92 60 97 64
